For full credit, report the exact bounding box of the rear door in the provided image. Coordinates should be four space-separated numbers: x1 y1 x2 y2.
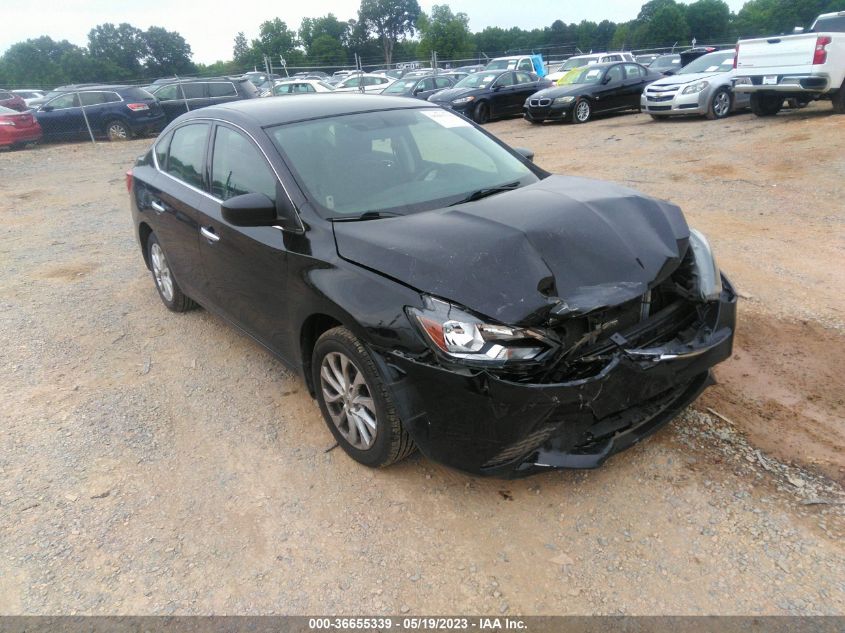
621 64 649 107
196 123 291 351
207 81 239 106
79 91 111 132
147 122 211 299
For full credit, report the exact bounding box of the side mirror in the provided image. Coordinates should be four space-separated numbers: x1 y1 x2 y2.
664 70 676 76
492 84 502 91
221 189 302 233
40 105 53 112
793 26 805 34
602 75 613 84
513 147 534 162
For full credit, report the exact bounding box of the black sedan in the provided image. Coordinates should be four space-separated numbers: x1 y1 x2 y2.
428 70 551 123
128 95 736 477
524 62 663 124
380 74 456 100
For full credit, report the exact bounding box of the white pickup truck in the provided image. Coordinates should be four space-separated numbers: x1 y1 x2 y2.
733 11 845 116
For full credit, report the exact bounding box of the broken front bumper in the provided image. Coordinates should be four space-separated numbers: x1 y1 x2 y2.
380 278 737 478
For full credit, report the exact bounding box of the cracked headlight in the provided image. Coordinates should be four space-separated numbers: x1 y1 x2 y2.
452 96 475 105
682 80 710 95
688 229 722 301
407 296 549 364
553 96 575 104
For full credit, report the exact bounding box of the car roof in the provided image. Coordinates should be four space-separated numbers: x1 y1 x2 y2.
179 94 433 128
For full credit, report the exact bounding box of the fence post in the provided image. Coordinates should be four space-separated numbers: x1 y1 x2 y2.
78 92 96 145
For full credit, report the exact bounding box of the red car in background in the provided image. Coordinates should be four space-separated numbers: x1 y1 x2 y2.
0 106 42 148
0 89 28 112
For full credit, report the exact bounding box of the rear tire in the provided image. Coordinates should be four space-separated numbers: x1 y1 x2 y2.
146 233 196 312
106 119 131 141
706 88 732 120
750 93 782 117
312 326 416 468
832 80 845 114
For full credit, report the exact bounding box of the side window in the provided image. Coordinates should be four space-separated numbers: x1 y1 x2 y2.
514 72 533 84
274 84 292 95
165 123 209 190
624 64 643 79
103 92 122 103
435 77 451 89
345 78 361 88
518 59 533 71
79 92 106 106
420 78 435 91
494 73 515 87
180 83 204 99
48 93 80 109
208 82 237 98
605 65 624 83
155 130 172 168
211 126 277 203
154 84 178 101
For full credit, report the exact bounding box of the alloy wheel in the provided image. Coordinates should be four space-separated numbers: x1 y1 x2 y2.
150 242 174 302
576 101 591 122
320 351 378 450
713 91 730 118
108 123 128 140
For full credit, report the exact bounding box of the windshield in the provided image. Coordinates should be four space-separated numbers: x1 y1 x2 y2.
383 78 419 94
486 59 516 70
561 57 595 71
651 55 681 69
678 52 735 74
454 73 500 89
269 108 537 218
559 66 604 85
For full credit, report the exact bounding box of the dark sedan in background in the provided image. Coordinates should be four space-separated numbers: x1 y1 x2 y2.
381 74 456 99
524 62 663 124
428 70 551 123
127 95 735 477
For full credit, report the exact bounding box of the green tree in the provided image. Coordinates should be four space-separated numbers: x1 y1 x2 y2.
142 27 195 76
358 0 421 65
417 5 473 60
250 18 305 69
309 34 347 65
87 22 145 78
300 14 350 57
685 0 731 42
642 3 690 45
233 32 250 65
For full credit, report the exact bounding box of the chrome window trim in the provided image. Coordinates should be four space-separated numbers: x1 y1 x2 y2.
152 118 304 233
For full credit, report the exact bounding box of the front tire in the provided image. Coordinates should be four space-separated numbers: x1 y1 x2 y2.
572 99 591 123
312 326 415 468
750 93 782 117
147 233 195 312
472 101 490 124
707 88 732 120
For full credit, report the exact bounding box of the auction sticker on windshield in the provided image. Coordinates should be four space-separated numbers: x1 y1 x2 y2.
422 109 472 127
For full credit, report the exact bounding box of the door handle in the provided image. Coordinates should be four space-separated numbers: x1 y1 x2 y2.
200 226 220 243
150 200 166 214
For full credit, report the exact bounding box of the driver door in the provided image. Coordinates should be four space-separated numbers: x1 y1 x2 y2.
593 64 626 112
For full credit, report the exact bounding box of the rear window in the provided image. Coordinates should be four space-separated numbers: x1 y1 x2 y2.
208 82 237 97
122 87 156 101
812 15 845 32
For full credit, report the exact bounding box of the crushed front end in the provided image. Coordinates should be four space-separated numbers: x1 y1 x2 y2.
378 247 737 478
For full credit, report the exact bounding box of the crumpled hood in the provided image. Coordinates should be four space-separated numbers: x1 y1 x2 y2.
649 71 729 88
332 175 690 325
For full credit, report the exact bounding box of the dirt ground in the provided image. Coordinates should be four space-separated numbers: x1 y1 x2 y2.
0 103 843 616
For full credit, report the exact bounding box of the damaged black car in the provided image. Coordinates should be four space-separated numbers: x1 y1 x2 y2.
128 95 736 477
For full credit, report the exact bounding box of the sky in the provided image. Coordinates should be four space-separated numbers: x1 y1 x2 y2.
2 0 751 64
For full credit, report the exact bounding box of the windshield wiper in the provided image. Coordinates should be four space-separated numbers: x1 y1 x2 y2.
330 211 403 222
448 181 521 206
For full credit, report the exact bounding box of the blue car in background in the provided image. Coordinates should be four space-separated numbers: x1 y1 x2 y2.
35 85 166 141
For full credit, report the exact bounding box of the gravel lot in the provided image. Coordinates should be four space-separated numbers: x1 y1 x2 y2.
0 103 843 615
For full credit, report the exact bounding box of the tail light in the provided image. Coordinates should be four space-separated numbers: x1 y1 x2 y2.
126 103 149 111
125 169 133 193
813 36 831 65
733 43 739 69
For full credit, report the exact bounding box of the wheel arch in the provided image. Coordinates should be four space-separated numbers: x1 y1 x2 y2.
138 222 154 269
300 313 344 396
